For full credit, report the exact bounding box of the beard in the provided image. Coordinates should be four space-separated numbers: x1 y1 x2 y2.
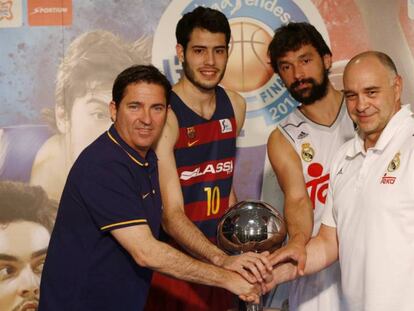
182 61 226 91
288 69 329 105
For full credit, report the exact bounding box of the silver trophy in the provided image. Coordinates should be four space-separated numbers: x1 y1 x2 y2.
217 200 287 311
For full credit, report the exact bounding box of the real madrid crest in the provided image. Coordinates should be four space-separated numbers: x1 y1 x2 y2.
301 143 315 162
387 152 401 172
186 127 196 139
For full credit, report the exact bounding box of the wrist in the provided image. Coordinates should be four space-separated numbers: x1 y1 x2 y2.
289 233 308 246
211 251 227 267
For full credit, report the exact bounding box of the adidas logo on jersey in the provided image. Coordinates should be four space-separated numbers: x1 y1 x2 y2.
297 131 309 139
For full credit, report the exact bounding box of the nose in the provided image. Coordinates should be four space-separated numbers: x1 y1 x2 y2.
204 49 215 66
293 64 305 80
17 266 40 299
355 95 370 113
140 108 152 125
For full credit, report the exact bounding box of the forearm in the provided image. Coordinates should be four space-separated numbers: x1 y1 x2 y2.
303 229 338 275
162 208 226 265
284 196 313 245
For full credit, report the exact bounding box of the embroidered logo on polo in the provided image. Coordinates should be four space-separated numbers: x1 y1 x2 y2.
301 143 315 162
387 152 400 172
381 152 400 184
219 118 232 133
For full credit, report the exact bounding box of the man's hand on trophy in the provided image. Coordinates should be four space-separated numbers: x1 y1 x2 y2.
269 237 307 276
221 251 272 283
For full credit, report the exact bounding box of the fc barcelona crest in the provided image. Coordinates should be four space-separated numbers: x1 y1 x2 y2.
186 127 196 139
301 143 314 162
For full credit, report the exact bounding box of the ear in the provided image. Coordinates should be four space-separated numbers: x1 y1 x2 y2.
55 105 68 134
176 44 184 63
393 75 403 103
323 54 332 71
109 101 117 123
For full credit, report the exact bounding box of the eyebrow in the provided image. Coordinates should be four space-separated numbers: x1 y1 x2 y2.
84 96 109 107
191 45 227 49
0 248 48 262
31 247 48 259
0 254 18 261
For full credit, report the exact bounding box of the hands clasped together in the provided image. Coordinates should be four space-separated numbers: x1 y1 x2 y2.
217 239 306 304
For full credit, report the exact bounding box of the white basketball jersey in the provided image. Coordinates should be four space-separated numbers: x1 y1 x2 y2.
279 101 354 311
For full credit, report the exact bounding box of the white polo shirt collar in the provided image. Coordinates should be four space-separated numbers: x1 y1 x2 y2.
345 104 412 158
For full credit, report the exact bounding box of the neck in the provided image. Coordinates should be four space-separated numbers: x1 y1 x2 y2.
298 82 343 126
174 78 217 119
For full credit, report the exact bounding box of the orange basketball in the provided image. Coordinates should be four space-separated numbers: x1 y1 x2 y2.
221 20 274 92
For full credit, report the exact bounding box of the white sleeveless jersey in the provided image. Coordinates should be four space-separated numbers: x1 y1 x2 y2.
279 101 354 311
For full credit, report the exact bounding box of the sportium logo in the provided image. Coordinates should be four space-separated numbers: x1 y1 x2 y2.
28 0 72 26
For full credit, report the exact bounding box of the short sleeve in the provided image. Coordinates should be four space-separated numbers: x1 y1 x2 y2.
321 178 337 228
78 159 148 232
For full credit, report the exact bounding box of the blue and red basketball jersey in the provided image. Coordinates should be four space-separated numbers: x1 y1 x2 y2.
145 86 237 311
172 86 236 241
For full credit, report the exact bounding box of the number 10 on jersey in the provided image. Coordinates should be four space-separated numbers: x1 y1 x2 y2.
204 186 220 216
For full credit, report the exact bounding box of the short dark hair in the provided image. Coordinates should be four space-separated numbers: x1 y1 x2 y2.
112 65 172 108
268 22 332 74
0 181 58 232
176 6 231 51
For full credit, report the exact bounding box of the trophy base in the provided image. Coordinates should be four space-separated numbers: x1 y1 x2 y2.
226 309 280 311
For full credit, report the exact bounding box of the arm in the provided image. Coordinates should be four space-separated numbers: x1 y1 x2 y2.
154 109 270 282
264 224 339 292
111 224 260 301
267 128 314 274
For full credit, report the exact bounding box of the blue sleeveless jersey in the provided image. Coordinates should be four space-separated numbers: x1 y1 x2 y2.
145 86 237 311
172 86 236 241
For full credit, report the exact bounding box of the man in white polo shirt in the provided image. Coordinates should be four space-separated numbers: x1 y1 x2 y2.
267 51 414 311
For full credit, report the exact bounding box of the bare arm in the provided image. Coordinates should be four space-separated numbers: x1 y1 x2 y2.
154 109 271 282
264 224 338 292
267 128 314 274
111 224 259 300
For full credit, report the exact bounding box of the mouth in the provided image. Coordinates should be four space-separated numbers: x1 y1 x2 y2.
136 128 153 136
19 300 38 311
199 68 218 78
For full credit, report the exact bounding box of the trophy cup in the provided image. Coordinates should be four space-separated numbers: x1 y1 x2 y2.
217 200 287 311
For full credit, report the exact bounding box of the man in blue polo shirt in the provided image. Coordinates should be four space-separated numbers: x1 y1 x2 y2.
38 65 260 311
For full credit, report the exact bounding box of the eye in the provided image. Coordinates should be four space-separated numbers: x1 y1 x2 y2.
128 104 139 111
279 64 291 72
33 260 45 275
0 265 17 281
215 48 226 55
303 58 311 64
153 105 166 112
91 110 109 120
193 48 204 54
367 90 378 97
344 93 357 101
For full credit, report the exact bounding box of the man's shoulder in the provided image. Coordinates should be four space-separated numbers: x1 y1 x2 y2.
75 131 123 168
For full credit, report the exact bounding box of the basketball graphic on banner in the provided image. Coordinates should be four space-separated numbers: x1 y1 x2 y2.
222 20 273 92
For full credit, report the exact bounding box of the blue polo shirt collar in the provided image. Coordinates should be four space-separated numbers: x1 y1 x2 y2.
107 125 157 168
